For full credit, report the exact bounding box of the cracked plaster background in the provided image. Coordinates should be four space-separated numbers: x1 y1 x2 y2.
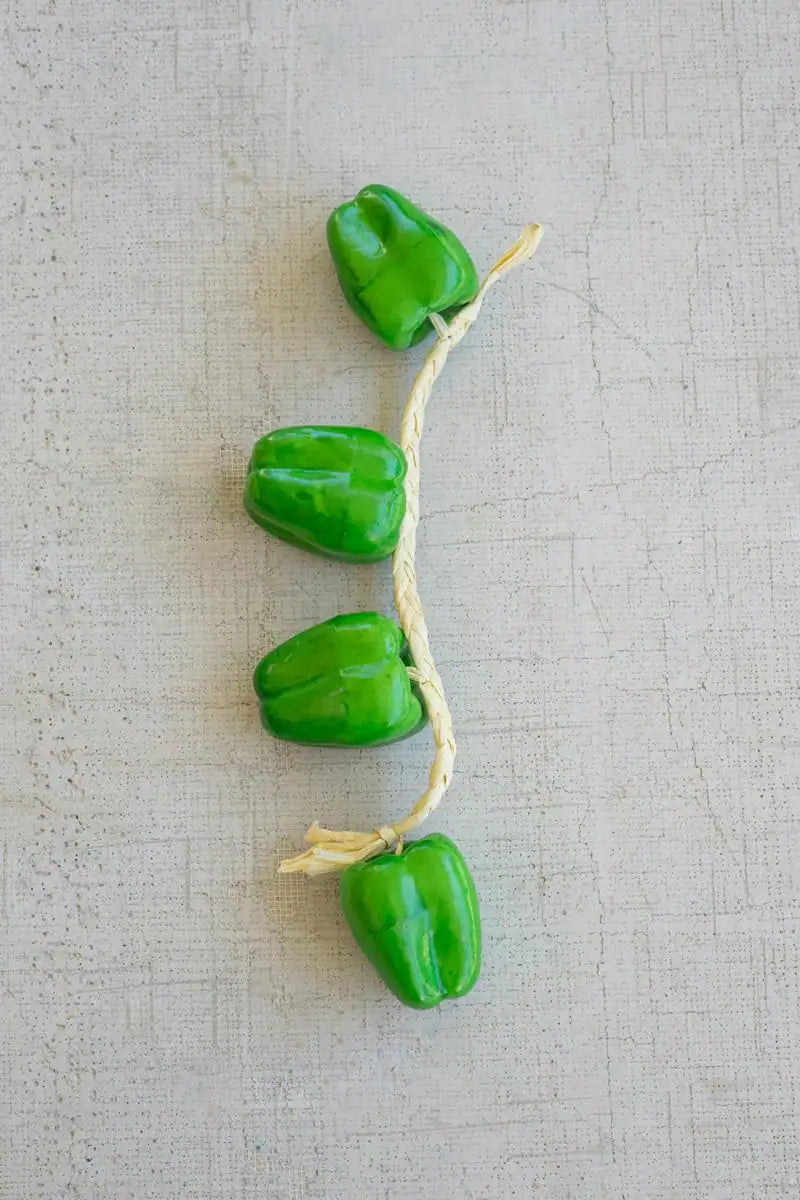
1 1 799 1197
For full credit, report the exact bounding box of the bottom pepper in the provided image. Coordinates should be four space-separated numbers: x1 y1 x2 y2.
339 833 481 1009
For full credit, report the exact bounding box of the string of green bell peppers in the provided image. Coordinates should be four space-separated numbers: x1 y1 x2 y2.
242 184 542 1008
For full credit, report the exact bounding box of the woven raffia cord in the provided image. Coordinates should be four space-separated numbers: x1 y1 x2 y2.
279 223 543 877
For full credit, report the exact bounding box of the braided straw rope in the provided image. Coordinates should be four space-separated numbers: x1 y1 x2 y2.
279 222 543 877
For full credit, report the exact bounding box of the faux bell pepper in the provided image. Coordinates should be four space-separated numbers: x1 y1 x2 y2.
327 184 479 350
244 425 407 562
340 833 481 1009
253 612 426 747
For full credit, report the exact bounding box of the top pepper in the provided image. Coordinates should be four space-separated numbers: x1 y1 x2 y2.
326 184 479 350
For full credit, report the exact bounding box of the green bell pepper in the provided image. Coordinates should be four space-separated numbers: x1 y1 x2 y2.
244 425 407 562
340 833 481 1009
327 184 479 350
253 612 426 747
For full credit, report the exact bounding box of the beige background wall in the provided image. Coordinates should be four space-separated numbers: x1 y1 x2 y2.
2 1 799 1196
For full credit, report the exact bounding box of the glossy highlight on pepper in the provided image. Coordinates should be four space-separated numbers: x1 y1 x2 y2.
244 425 407 562
327 184 479 350
339 833 481 1009
253 612 426 747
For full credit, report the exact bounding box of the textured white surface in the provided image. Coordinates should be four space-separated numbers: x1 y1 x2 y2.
2 1 799 1197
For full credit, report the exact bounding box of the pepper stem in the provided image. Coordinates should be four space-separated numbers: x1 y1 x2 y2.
428 311 449 339
279 223 544 877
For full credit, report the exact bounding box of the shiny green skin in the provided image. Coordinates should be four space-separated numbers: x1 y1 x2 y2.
253 612 426 747
327 184 479 350
340 834 481 1009
244 425 407 563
